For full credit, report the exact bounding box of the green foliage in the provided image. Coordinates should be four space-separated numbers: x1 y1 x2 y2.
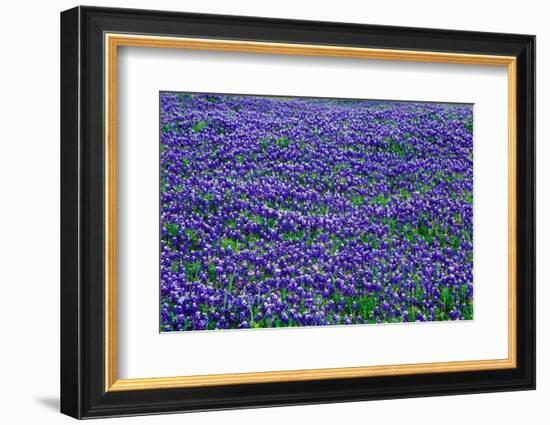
220 237 241 253
246 232 260 244
317 203 329 215
224 218 237 229
333 163 350 175
171 261 179 273
184 229 200 250
449 234 460 252
399 188 411 199
329 235 345 255
418 223 430 239
184 260 201 280
357 294 376 319
275 136 290 149
463 190 474 206
403 222 416 243
385 138 407 158
259 137 270 153
192 120 208 132
441 287 453 316
360 233 371 244
282 229 305 242
371 193 390 207
176 93 193 102
251 215 265 225
207 263 217 282
306 228 321 247
350 194 365 207
161 173 167 193
165 222 179 238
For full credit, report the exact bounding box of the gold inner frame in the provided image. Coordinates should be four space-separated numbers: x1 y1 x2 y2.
104 33 517 392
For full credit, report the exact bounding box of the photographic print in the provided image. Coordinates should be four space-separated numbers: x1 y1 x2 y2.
159 92 473 332
61 9 535 417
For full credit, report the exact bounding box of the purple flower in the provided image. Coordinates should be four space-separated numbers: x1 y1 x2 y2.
159 93 474 331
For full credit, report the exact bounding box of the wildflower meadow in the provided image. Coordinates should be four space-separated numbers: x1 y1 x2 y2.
160 92 473 331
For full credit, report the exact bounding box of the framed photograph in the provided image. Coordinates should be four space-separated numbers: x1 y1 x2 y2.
60 6 535 419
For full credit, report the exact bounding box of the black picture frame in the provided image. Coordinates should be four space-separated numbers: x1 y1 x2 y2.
61 5 535 419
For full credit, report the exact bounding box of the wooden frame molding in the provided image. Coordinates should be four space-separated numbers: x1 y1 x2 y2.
104 33 518 392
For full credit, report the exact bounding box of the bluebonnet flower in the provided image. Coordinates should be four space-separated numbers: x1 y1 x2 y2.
159 93 474 331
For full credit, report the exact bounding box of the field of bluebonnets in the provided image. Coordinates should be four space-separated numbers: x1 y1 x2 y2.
160 92 473 332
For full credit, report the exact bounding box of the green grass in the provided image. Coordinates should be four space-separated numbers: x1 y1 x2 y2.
275 136 290 149
192 120 209 132
165 222 179 238
371 193 390 207
184 229 200 250
385 138 407 158
282 229 305 243
350 194 365 207
184 260 201 280
259 137 270 153
220 237 241 253
207 263 217 282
